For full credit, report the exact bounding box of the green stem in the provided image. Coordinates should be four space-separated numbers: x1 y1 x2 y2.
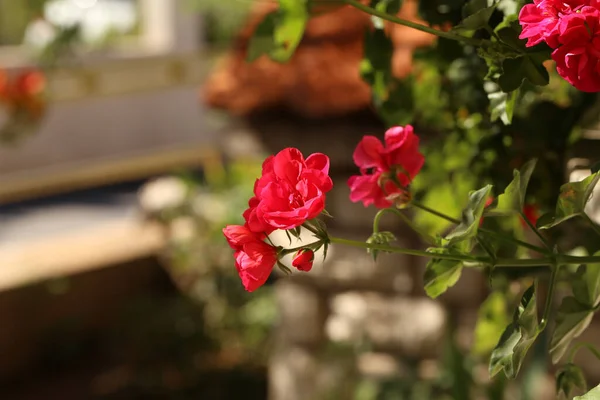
325 236 600 266
330 236 487 262
568 342 600 364
520 210 552 251
343 0 484 46
373 208 435 244
584 214 600 237
411 201 549 255
539 263 560 331
281 241 322 254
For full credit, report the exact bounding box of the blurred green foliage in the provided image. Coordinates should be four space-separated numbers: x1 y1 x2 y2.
187 0 253 46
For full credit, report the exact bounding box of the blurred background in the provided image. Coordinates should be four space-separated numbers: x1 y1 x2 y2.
1 0 600 399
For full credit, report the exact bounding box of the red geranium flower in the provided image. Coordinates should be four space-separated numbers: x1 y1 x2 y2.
223 225 278 292
348 125 424 209
245 148 333 232
551 7 600 92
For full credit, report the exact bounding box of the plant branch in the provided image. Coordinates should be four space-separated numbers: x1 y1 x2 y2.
568 342 600 364
343 0 484 46
373 208 435 244
411 201 549 254
520 210 552 251
539 263 560 331
330 236 487 262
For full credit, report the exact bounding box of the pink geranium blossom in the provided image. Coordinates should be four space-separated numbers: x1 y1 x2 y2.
348 125 424 209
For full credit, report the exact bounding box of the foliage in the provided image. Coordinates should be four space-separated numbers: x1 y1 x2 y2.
242 0 600 397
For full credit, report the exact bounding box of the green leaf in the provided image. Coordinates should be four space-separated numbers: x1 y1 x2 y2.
495 25 527 51
361 28 394 105
423 254 463 299
455 0 496 31
488 87 518 125
473 291 510 356
247 12 277 62
489 285 539 378
572 254 600 307
492 159 537 215
557 364 587 400
270 0 309 62
445 185 492 246
549 296 594 364
373 0 403 15
246 0 309 63
575 384 600 400
498 55 550 92
539 172 600 229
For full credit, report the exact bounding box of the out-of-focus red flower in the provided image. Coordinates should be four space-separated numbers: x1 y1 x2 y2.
518 0 600 92
348 125 424 208
223 225 278 292
551 7 600 92
292 249 314 272
521 204 539 227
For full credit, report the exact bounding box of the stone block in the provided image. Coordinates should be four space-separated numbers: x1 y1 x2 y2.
326 293 446 358
275 280 328 346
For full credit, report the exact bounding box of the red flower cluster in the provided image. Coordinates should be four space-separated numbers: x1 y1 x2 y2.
519 0 600 92
223 148 332 291
348 125 424 209
0 69 47 118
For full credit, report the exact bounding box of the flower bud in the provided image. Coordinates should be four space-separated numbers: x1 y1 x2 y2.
292 249 314 272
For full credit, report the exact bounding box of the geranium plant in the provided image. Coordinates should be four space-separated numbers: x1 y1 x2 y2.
222 0 600 398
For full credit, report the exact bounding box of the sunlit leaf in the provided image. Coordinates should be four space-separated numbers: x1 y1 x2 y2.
489 285 539 378
473 291 510 356
575 384 600 400
246 0 309 63
539 172 600 229
488 87 518 125
489 159 537 216
445 185 492 246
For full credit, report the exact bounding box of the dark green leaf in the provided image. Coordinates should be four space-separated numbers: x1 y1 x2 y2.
557 364 587 400
498 55 550 92
575 384 600 400
455 0 496 31
445 185 492 246
592 161 600 174
361 28 394 105
549 296 594 363
496 25 526 51
539 172 600 229
489 285 539 378
247 12 277 62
